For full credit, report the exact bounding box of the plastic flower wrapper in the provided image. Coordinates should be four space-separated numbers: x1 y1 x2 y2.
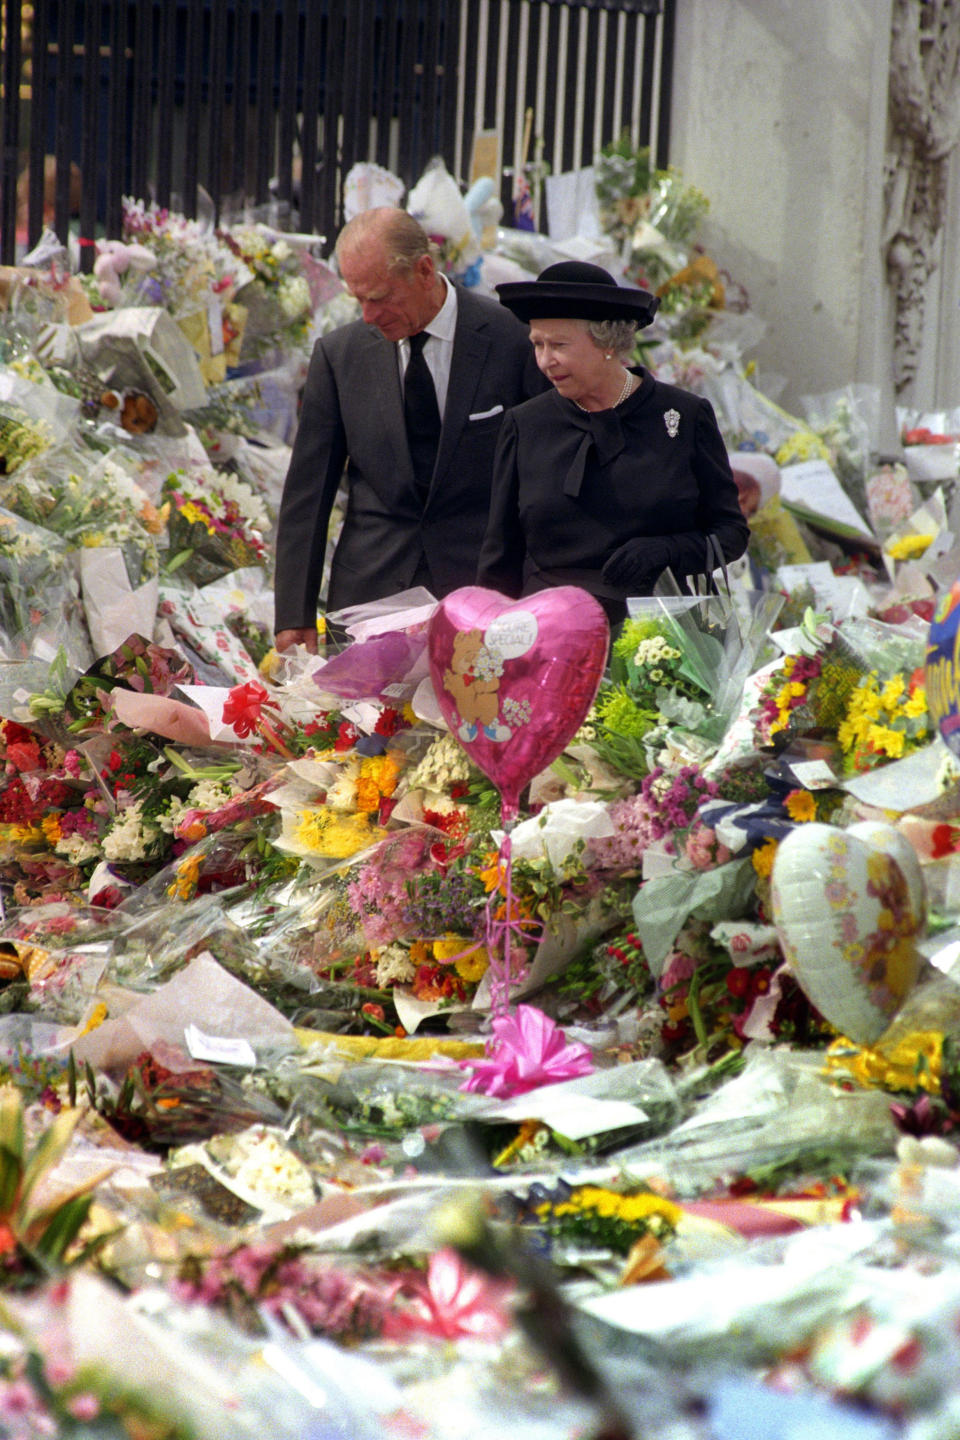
897 403 960 484
156 579 262 687
67 302 209 427
0 507 94 669
613 1048 897 1198
594 138 708 290
217 221 316 363
631 582 785 748
865 459 917 540
799 384 880 520
68 949 295 1071
186 367 302 458
0 363 75 472
879 486 950 583
0 447 163 646
0 1275 225 1440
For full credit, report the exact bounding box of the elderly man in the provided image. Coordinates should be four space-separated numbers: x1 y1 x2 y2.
273 206 545 652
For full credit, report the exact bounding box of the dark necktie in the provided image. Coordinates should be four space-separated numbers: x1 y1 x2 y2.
403 330 441 497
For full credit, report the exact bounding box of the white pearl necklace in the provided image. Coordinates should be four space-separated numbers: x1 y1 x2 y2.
573 368 635 413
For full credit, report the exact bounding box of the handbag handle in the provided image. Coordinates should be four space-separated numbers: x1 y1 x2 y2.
693 532 732 600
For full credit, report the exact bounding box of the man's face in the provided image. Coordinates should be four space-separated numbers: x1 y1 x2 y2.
339 243 438 341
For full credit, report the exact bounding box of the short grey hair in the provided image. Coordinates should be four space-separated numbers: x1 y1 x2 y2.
587 317 639 359
336 207 439 273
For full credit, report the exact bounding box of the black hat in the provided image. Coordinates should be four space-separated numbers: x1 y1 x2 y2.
495 260 660 327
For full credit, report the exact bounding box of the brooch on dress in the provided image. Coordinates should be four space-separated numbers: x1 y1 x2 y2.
664 408 680 438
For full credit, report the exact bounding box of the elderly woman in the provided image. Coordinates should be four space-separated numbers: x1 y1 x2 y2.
476 260 749 624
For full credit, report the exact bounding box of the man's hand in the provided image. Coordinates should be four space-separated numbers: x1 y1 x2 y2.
275 627 319 654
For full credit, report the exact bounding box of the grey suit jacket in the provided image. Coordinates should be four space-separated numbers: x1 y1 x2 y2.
274 286 545 626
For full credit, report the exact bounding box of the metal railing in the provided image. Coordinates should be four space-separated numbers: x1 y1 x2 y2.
0 0 673 265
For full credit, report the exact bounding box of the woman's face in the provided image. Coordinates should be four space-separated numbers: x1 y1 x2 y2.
529 318 610 405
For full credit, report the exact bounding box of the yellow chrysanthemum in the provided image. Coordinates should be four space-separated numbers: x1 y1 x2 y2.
479 857 506 894
784 789 816 823
359 753 401 796
40 812 62 845
354 777 383 814
295 807 372 858
432 935 469 963
752 837 779 877
867 724 905 758
881 674 906 706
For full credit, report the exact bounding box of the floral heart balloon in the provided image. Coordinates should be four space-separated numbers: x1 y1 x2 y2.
427 586 609 824
770 821 926 1044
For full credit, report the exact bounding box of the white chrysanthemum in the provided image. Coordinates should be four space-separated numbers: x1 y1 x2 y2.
374 943 417 987
325 760 360 812
403 733 472 793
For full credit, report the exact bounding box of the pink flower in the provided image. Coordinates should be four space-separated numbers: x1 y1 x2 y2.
66 1393 100 1421
384 1249 512 1342
459 1004 594 1098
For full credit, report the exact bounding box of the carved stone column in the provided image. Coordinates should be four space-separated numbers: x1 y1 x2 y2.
884 0 960 397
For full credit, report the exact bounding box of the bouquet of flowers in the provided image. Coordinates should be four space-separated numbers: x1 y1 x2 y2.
160 461 269 586
594 137 710 292
217 223 315 362
117 198 252 382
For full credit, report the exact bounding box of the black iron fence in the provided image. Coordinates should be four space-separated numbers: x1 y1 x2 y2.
1 0 673 266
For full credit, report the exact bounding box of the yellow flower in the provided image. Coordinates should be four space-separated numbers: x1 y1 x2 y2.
167 854 201 901
784 789 816 823
867 724 905 759
775 430 831 466
904 690 928 720
180 500 215 533
40 812 62 845
409 939 431 965
455 946 489 984
294 807 372 858
432 935 469 963
752 838 778 877
881 674 906 707
479 856 506 894
885 533 934 562
359 753 401 796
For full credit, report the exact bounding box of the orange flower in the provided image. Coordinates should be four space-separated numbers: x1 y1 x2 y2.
479 856 506 894
784 789 816 823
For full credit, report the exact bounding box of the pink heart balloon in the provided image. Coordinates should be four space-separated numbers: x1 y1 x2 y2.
427 587 609 823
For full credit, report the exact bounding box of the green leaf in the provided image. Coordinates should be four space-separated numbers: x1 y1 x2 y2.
19 1109 81 1212
27 1194 93 1263
0 1144 22 1213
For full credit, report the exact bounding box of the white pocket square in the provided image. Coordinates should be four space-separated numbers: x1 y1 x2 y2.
468 404 504 421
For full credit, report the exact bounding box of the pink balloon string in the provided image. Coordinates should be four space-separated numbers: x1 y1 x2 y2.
483 829 542 1018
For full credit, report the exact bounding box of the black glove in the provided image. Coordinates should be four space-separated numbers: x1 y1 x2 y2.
601 535 675 590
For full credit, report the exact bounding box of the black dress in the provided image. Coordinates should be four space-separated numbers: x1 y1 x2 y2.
476 368 749 625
